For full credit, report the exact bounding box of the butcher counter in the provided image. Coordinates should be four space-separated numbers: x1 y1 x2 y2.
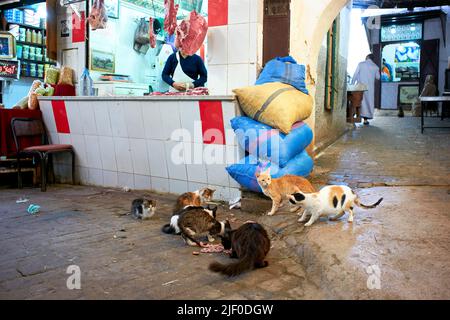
37 95 243 201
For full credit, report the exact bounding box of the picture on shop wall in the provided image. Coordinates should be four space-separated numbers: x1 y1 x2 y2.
105 0 119 19
90 49 115 73
398 85 419 107
0 32 16 59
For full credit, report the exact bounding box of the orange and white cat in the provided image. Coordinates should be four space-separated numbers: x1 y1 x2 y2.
256 168 316 216
289 185 383 226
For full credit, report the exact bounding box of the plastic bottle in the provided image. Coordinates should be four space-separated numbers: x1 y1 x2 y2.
26 28 31 42
80 68 94 96
37 31 42 44
31 30 37 43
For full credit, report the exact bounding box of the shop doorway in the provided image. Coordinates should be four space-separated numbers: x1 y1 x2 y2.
262 0 290 65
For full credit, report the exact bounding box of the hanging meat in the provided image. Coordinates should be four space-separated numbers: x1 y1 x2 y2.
88 0 108 31
164 0 179 36
149 17 156 48
175 10 208 56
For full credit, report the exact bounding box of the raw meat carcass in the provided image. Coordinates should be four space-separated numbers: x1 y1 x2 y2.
88 0 108 31
149 17 156 48
164 0 179 36
175 10 208 56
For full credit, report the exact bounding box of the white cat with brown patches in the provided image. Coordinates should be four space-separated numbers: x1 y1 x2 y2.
289 185 383 226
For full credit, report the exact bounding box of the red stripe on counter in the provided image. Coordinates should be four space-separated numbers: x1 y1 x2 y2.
199 101 225 145
208 0 228 27
51 100 71 134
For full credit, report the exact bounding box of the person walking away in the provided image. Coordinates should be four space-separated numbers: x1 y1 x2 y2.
352 54 380 125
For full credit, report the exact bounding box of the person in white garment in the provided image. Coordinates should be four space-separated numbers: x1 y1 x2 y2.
352 53 380 125
161 46 207 92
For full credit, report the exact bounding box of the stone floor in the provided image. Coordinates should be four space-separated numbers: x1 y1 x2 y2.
0 114 449 299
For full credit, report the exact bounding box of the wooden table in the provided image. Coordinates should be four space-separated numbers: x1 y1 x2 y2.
420 96 450 133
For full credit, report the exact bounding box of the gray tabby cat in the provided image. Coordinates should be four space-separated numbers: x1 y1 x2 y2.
131 198 156 220
177 205 230 246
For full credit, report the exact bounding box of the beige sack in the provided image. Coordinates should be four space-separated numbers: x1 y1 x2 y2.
58 66 74 86
233 82 313 134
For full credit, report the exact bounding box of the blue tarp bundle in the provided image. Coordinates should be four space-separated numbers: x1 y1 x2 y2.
255 56 308 94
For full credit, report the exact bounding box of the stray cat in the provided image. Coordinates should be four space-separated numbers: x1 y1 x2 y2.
173 187 216 213
256 167 316 216
131 198 156 220
177 205 229 246
162 203 217 235
289 185 383 226
209 222 271 277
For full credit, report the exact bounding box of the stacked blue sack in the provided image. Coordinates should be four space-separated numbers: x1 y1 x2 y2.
226 116 314 193
255 56 308 94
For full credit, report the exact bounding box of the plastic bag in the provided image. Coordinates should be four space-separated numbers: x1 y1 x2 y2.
88 0 108 31
44 67 59 85
80 68 94 96
255 56 308 94
231 116 313 167
226 151 314 193
58 66 74 86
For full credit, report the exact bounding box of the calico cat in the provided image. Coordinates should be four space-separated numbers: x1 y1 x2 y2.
173 187 216 213
162 203 217 234
289 185 383 226
209 222 271 277
256 167 316 216
130 198 156 220
177 205 229 246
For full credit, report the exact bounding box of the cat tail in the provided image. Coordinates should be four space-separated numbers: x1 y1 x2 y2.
161 224 176 234
355 197 383 209
209 252 255 277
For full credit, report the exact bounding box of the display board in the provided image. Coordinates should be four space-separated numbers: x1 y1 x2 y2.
0 60 20 80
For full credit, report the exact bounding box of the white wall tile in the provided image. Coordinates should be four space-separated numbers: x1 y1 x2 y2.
48 132 59 144
118 172 135 189
225 145 241 165
94 101 113 136
209 185 231 201
129 138 150 175
228 24 250 64
180 101 202 143
98 136 117 171
188 182 207 192
88 168 103 186
151 176 169 193
159 101 182 141
41 102 57 133
228 0 250 24
65 101 83 134
77 166 89 185
186 162 208 184
207 65 228 95
203 144 227 165
165 140 187 180
143 104 164 140
125 103 145 138
169 179 188 194
249 22 258 63
114 137 134 173
103 170 118 187
228 64 250 93
207 164 231 187
71 134 88 167
147 140 168 178
249 0 258 23
79 103 97 135
248 63 257 85
58 133 71 145
84 135 102 169
207 26 228 65
134 174 152 190
109 101 128 137
229 187 242 201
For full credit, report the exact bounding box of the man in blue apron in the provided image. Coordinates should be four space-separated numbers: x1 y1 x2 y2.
161 48 207 92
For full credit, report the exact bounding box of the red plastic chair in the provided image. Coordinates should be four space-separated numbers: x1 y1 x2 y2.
11 117 75 191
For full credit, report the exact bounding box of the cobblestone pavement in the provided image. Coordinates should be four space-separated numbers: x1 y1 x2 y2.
0 115 449 299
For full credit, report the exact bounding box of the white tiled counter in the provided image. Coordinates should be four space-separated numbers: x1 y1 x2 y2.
38 95 243 201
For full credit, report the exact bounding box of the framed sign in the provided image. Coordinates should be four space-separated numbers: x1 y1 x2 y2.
105 0 119 19
398 84 419 107
90 49 115 73
0 59 20 80
0 32 16 59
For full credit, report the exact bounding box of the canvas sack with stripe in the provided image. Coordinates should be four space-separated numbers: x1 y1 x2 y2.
233 82 313 134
